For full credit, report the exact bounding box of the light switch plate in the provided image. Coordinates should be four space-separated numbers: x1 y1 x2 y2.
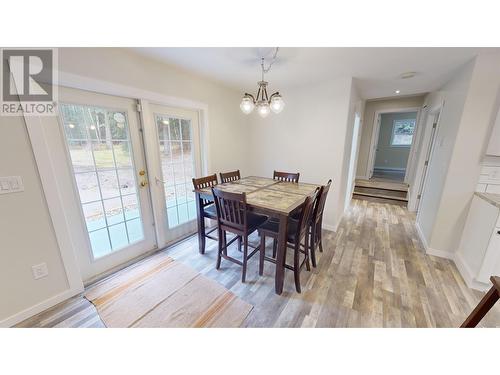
0 176 24 195
32 263 49 280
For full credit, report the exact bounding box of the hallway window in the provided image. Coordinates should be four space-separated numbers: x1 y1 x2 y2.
391 119 416 146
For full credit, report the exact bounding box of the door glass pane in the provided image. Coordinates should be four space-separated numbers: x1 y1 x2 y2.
155 114 196 228
59 103 145 258
75 172 101 203
98 170 120 199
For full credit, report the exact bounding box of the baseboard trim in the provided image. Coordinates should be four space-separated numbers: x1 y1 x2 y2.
0 287 83 328
425 247 454 260
415 223 490 292
415 222 429 250
454 252 490 292
415 222 454 259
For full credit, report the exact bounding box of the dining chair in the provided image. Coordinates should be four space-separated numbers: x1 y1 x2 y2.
273 170 300 183
308 179 332 268
211 187 268 282
192 174 219 254
220 170 241 183
258 188 319 293
268 170 300 255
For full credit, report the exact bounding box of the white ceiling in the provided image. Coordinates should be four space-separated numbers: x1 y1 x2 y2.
130 47 495 99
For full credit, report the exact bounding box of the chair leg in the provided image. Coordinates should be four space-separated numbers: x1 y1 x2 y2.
272 238 277 258
216 229 223 270
317 219 324 253
242 237 248 283
293 244 301 293
196 197 206 254
304 234 311 272
259 234 265 276
223 231 228 256
237 236 242 252
309 224 317 268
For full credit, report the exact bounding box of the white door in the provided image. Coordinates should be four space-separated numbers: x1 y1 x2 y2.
147 104 202 244
57 86 156 281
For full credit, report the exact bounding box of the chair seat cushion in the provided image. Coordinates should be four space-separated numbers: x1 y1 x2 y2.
203 204 217 219
259 219 298 242
247 212 268 232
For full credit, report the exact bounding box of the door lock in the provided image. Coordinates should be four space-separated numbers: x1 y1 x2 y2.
139 170 146 176
140 180 148 188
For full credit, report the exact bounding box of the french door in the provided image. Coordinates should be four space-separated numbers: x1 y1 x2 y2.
147 103 202 244
58 86 156 281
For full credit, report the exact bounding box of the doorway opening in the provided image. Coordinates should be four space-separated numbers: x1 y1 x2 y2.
369 111 418 182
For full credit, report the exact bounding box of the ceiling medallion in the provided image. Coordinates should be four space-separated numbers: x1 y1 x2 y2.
240 48 285 118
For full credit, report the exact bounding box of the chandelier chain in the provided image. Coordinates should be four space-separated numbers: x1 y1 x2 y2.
261 47 279 79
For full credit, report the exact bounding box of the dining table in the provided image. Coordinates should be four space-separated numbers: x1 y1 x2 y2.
193 176 320 295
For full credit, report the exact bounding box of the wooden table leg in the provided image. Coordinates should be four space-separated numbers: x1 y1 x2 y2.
195 194 206 254
275 213 288 295
461 277 500 327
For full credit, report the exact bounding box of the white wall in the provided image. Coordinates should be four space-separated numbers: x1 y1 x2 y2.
416 61 474 247
246 77 361 230
58 48 252 174
0 115 70 323
0 48 250 325
420 52 500 256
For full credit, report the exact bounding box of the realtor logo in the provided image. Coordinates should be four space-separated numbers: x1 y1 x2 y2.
1 48 58 116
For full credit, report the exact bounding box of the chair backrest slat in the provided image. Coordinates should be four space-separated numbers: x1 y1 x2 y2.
313 179 332 224
192 174 218 207
273 170 300 183
212 187 247 232
220 170 241 183
295 187 319 242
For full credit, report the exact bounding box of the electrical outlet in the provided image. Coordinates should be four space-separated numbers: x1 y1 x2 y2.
32 263 48 280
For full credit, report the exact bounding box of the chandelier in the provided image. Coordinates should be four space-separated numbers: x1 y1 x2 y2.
240 48 285 118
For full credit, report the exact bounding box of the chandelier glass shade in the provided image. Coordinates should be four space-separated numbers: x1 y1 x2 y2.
240 50 285 117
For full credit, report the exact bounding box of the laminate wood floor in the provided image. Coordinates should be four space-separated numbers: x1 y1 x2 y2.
17 199 500 328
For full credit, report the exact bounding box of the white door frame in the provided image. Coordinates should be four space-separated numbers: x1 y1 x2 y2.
345 112 362 211
14 66 211 303
56 87 158 281
366 107 421 181
140 101 203 247
410 102 444 213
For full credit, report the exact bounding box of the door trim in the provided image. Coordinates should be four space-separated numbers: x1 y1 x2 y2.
366 106 421 180
412 102 444 214
13 65 211 311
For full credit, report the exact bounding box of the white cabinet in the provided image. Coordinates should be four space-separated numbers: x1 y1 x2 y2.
486 106 500 156
456 194 500 290
477 227 500 283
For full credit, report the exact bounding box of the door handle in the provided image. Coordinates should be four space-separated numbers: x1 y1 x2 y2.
140 180 148 188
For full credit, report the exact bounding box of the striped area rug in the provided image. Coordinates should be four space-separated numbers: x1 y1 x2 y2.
84 255 252 328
